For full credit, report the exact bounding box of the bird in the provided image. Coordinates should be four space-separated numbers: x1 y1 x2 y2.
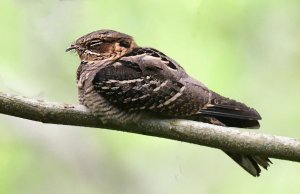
66 29 271 177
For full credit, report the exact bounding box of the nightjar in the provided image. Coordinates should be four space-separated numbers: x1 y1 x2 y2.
66 29 271 177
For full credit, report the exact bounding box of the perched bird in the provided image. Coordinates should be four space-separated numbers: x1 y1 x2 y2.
66 29 271 176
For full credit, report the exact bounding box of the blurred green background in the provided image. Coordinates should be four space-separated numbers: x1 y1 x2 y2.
1 0 300 193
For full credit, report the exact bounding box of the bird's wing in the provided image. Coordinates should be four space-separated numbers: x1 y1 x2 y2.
93 47 261 128
92 47 191 115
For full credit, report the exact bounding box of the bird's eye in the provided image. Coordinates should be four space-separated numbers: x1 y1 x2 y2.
119 40 130 48
88 40 103 49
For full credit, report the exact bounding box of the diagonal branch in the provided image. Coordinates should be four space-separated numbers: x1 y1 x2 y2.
0 91 299 162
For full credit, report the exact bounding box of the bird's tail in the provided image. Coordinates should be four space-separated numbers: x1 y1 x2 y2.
224 151 272 177
197 91 272 176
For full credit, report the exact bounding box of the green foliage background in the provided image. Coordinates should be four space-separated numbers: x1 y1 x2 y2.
1 0 300 193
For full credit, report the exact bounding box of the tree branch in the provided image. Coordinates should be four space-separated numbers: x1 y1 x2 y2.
0 91 299 162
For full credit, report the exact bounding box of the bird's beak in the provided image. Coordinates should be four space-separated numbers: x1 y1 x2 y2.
65 44 78 52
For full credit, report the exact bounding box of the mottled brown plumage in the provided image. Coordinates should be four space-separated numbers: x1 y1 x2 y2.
67 29 271 177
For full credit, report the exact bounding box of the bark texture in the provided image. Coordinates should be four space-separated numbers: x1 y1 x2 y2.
0 92 299 162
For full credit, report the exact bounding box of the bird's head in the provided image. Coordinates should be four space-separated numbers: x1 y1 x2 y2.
66 29 137 61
